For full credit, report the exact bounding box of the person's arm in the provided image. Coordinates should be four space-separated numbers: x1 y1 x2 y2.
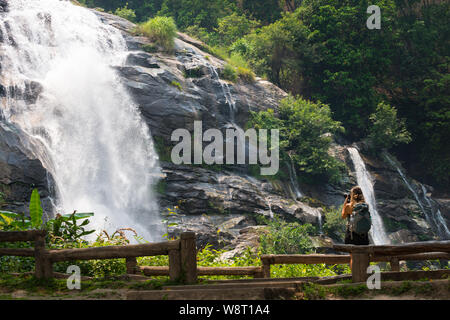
341 195 353 219
342 203 353 219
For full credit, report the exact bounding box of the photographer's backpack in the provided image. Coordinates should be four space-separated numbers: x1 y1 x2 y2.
349 203 372 234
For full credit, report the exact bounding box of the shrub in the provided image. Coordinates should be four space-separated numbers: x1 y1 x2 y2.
216 13 260 46
368 102 412 151
221 64 237 82
248 95 345 184
259 215 316 254
322 206 346 242
139 16 177 51
237 67 255 83
114 3 136 22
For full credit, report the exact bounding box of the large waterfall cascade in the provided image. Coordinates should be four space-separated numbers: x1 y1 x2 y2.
385 154 450 240
0 0 162 241
347 147 390 244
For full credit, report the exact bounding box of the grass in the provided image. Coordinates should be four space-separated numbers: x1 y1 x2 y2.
237 67 255 83
221 64 237 82
201 46 255 83
138 16 177 52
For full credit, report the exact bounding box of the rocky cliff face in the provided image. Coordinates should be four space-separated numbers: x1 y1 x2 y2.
0 8 448 251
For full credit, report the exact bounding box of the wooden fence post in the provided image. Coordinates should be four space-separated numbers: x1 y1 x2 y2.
34 231 52 279
390 257 400 272
262 261 271 278
180 232 197 284
168 248 181 281
126 257 138 274
351 251 370 283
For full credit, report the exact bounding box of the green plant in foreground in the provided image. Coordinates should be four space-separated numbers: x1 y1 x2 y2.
29 189 43 229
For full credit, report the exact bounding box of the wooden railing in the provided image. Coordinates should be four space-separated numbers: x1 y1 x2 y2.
333 241 450 282
260 251 450 280
0 230 197 284
1 230 449 284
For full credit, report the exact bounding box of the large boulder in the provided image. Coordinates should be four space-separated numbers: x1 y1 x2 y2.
0 121 52 213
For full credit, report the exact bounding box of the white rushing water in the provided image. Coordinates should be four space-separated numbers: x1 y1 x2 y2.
207 64 237 125
286 158 302 200
0 0 162 241
385 154 450 239
347 147 390 244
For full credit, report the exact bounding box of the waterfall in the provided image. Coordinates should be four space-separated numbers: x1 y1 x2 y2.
385 154 450 239
286 157 302 200
0 0 162 241
347 147 390 244
207 65 237 125
421 185 450 239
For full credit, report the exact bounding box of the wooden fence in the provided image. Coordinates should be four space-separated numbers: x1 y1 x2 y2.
0 230 197 284
260 250 450 281
333 241 450 282
1 230 449 284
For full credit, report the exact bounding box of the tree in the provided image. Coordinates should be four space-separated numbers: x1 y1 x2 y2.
249 95 345 183
216 13 259 46
368 102 411 151
114 3 136 22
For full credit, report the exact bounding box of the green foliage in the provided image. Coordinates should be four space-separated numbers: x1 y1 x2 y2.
29 189 43 229
158 0 235 31
170 80 183 91
249 95 345 183
216 13 259 46
259 215 316 254
139 16 177 51
236 67 255 83
220 64 237 82
52 235 129 278
368 102 412 151
114 3 136 22
47 212 95 243
322 206 346 242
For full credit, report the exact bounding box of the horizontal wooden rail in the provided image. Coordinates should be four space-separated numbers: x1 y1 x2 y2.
372 252 450 262
261 254 351 265
334 241 450 255
0 230 46 242
333 241 450 283
48 240 180 262
140 266 263 277
0 248 35 257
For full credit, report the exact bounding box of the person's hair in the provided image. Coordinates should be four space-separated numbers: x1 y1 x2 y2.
350 186 365 203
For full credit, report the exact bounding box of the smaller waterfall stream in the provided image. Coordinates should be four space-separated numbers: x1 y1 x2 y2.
385 154 450 239
207 65 237 124
286 158 302 200
347 147 390 244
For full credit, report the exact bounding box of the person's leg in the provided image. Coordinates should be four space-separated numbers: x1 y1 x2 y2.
345 229 353 270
